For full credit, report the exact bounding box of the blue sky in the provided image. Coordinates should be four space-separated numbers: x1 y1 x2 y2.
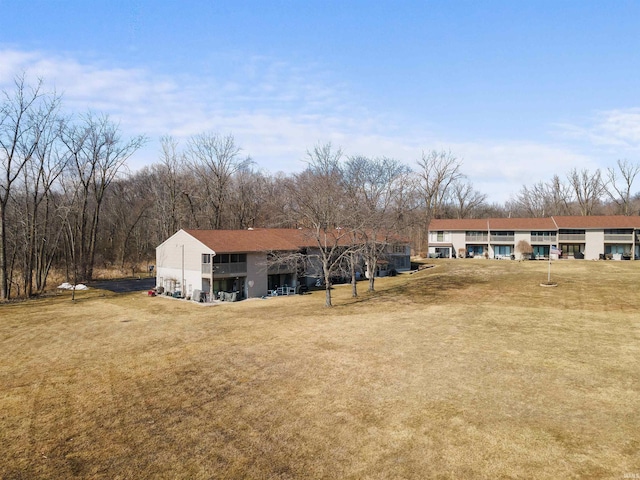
2 1 640 202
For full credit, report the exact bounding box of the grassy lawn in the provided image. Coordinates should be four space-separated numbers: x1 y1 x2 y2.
1 259 639 479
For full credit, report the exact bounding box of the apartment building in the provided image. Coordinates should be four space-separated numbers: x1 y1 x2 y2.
428 216 640 260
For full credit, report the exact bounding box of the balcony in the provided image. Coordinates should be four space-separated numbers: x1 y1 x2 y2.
465 234 488 242
490 234 514 242
531 235 556 243
558 233 585 242
268 264 296 275
215 263 247 275
604 234 634 242
204 262 247 275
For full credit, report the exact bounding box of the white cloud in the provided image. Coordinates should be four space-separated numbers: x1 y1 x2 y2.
441 141 597 203
1 48 606 204
593 109 640 146
555 108 640 150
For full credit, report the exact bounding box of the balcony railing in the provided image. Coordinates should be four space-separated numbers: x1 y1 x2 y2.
465 234 488 242
558 233 585 242
211 262 247 275
490 234 514 242
268 264 296 274
202 263 211 274
531 235 556 243
604 234 634 242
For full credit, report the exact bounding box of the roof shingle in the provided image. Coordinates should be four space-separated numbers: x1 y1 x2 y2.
185 228 311 253
429 215 640 231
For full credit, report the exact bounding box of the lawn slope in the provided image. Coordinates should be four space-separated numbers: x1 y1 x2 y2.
1 260 639 479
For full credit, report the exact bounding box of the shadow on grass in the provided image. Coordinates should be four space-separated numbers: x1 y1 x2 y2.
346 266 488 307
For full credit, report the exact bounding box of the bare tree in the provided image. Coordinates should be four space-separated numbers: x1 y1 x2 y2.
154 136 189 236
0 75 61 300
18 104 66 296
343 155 411 292
567 168 605 216
515 239 533 260
508 182 548 217
60 112 146 280
508 175 574 218
227 168 269 229
186 133 252 230
605 159 640 215
101 175 153 270
546 175 574 216
416 150 463 251
448 178 487 219
285 143 356 307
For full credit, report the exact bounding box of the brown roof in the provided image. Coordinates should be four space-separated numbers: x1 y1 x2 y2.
552 215 640 229
487 217 557 230
185 229 308 253
429 216 640 231
428 219 490 230
428 218 556 231
185 228 409 254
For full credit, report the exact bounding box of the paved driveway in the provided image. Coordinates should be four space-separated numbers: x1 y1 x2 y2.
89 277 156 293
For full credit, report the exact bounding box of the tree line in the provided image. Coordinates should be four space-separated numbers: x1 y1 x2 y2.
2 75 639 300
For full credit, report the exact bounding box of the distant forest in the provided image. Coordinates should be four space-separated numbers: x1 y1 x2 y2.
2 76 639 300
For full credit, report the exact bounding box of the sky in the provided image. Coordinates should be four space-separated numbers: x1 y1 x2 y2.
2 0 640 203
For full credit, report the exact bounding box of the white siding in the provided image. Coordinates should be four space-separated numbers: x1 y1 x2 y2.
451 231 467 256
585 230 604 260
156 230 215 295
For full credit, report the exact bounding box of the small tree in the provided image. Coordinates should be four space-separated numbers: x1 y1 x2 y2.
284 143 357 307
516 240 533 260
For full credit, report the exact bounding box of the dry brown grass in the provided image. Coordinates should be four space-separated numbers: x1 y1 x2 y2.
1 259 639 479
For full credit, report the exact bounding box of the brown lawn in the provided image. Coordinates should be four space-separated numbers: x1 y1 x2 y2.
1 259 639 479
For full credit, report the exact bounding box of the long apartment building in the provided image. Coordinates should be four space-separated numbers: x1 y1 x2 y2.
428 216 640 260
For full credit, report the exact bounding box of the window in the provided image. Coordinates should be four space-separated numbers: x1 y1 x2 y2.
561 244 583 256
437 231 444 242
397 256 409 268
202 254 211 264
494 245 512 257
492 231 514 237
604 229 633 235
214 254 227 264
605 245 626 254
533 245 549 257
213 253 247 264
393 245 405 254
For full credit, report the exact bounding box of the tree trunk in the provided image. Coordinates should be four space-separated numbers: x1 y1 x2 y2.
0 203 7 300
323 263 332 307
350 252 358 298
367 258 376 292
87 207 101 280
24 220 35 297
